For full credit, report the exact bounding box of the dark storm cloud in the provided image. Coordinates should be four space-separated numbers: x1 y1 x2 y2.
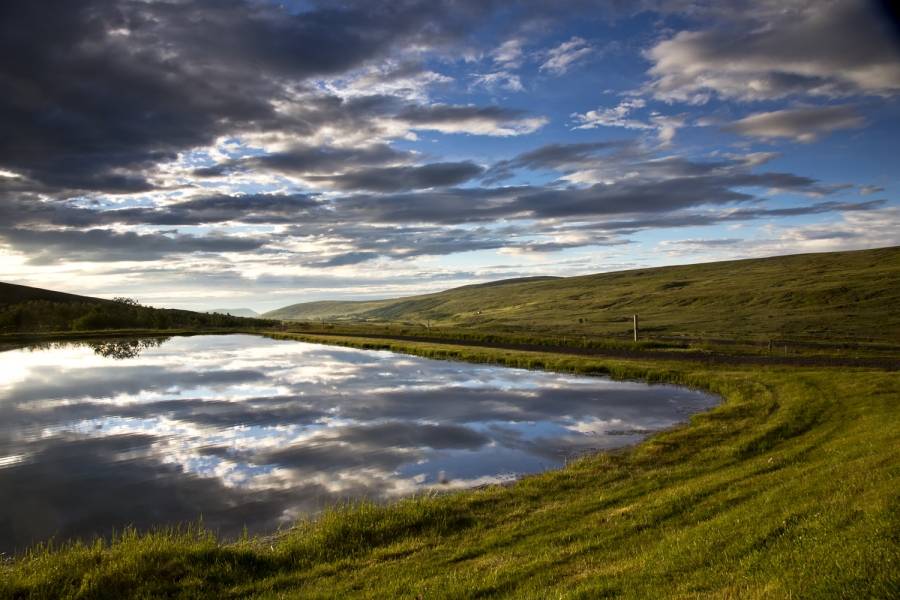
0 194 324 229
0 228 267 264
332 168 845 225
310 161 485 192
152 194 324 226
234 143 411 178
316 252 382 267
0 0 539 198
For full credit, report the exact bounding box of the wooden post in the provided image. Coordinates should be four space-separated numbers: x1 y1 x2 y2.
633 314 638 342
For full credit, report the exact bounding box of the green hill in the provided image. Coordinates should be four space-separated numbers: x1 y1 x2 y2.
0 281 114 305
264 247 900 342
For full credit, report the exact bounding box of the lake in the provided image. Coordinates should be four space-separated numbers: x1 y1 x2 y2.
0 334 716 554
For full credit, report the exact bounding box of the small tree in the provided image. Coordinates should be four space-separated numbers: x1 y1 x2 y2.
112 297 141 306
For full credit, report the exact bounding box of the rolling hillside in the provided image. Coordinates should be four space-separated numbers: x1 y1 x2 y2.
263 246 900 342
0 282 114 305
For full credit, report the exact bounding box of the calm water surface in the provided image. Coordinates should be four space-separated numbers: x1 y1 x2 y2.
0 334 716 553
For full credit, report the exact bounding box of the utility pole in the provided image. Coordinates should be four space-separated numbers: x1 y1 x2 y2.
634 314 638 342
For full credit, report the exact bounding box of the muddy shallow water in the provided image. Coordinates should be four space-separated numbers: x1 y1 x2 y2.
0 334 716 554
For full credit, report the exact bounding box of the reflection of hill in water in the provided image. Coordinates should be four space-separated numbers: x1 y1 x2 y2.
25 338 171 360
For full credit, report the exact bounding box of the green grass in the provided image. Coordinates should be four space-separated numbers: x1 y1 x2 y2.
3 335 899 599
262 246 900 343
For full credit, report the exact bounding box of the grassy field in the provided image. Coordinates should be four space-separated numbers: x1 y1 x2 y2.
2 334 898 599
263 246 900 343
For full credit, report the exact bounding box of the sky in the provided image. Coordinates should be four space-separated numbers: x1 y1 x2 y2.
2 0 899 312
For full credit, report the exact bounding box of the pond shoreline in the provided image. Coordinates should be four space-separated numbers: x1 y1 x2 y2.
276 330 900 370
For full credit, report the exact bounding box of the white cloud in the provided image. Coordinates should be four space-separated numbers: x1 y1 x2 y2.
643 0 900 103
650 113 690 144
860 185 885 196
572 99 652 130
572 99 688 144
491 39 524 68
540 37 596 75
470 71 525 92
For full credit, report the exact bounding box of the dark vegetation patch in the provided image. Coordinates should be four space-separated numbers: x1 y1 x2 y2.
0 283 278 334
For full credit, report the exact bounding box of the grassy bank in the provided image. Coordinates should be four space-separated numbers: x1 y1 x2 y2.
2 335 898 599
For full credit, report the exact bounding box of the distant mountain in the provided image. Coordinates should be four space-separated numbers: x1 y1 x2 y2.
205 308 260 318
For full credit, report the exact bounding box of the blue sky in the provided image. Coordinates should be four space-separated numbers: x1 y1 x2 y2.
1 0 898 311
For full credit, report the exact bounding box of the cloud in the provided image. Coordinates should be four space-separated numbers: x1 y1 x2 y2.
483 141 635 183
470 71 525 92
0 228 267 264
395 103 548 136
330 167 857 226
233 144 411 178
308 161 485 192
572 99 652 130
860 185 885 196
571 100 688 143
644 0 900 102
540 37 596 74
0 0 551 200
720 105 867 142
1 146 866 235
492 39 525 67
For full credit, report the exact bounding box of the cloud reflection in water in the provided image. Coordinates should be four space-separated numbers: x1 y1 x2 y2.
0 334 716 553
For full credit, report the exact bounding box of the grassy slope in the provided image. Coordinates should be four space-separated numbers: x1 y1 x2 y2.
0 282 112 305
3 335 899 599
263 246 900 342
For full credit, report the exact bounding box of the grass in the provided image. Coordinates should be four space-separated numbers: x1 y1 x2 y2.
2 334 899 599
262 246 900 344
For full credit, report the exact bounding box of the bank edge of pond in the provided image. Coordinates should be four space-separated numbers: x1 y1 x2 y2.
0 329 278 355
2 332 898 599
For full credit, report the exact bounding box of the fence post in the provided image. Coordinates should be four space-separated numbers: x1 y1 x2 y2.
634 314 638 342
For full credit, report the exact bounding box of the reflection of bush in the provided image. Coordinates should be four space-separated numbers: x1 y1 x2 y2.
0 300 278 334
23 338 172 359
87 338 171 360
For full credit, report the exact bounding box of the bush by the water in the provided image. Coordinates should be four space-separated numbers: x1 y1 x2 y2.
0 298 278 334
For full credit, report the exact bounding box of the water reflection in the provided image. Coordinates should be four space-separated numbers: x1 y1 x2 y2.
21 337 171 360
0 335 716 553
